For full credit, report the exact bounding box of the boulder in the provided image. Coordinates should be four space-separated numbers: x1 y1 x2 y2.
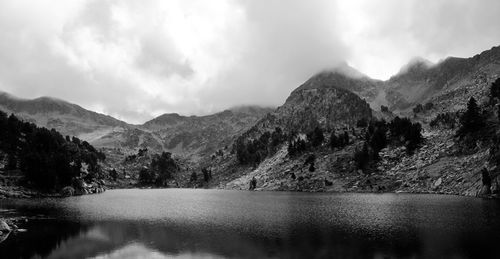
0 220 11 233
433 177 442 188
479 184 492 196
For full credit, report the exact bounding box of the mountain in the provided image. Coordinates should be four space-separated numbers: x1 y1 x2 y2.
206 45 500 198
238 64 376 139
295 63 384 109
203 64 375 187
0 92 129 139
0 91 272 163
91 106 273 161
385 46 500 112
2 44 500 196
274 71 373 131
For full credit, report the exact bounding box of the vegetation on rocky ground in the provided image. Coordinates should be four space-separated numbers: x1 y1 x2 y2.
234 127 285 166
0 110 106 194
137 152 180 186
354 116 423 173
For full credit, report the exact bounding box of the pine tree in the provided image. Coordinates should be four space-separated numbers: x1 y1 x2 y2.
498 105 500 121
308 126 324 147
329 131 338 150
458 97 484 136
369 127 387 159
343 131 349 145
490 78 500 103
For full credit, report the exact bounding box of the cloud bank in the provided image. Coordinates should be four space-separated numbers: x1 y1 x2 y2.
0 0 499 123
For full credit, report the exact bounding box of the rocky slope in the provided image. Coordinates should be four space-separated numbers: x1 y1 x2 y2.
209 45 500 198
94 106 273 161
224 126 496 197
385 45 500 112
295 63 383 109
2 45 500 196
236 73 373 144
0 91 271 162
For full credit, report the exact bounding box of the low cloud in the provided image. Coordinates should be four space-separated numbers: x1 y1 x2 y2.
0 0 499 123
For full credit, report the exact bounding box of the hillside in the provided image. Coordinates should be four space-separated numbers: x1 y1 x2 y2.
0 91 272 162
203 45 500 198
385 46 500 113
93 106 273 161
2 45 500 196
0 92 129 140
0 111 108 197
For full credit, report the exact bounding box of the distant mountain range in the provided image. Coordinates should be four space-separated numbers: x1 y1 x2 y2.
0 92 128 136
0 91 272 160
1 45 499 166
296 45 500 115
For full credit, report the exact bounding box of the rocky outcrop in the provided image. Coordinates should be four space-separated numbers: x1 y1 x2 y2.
0 219 11 244
293 64 383 107
0 220 11 233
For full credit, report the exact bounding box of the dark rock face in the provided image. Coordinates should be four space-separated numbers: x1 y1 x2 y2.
234 70 373 154
277 87 372 132
293 68 381 104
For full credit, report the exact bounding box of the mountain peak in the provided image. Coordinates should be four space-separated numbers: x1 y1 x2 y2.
328 61 367 79
292 62 378 102
396 57 433 76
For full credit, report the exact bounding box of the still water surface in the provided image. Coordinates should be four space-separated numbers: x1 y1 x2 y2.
1 189 500 258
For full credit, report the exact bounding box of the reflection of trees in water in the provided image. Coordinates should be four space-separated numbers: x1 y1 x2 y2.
27 220 500 259
0 219 87 258
0 221 430 259
2 196 500 258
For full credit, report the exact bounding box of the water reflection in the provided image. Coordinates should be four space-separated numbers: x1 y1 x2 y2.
1 190 500 258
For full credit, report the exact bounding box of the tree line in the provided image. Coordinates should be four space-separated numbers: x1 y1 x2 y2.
354 117 423 171
234 127 285 166
0 111 105 191
138 152 180 186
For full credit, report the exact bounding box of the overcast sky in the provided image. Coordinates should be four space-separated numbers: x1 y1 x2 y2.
1 0 500 123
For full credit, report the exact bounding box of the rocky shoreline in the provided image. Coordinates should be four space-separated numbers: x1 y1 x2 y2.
0 184 106 199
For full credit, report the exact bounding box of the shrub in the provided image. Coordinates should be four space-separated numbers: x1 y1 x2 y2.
430 113 457 129
354 143 370 171
138 168 154 185
413 104 423 113
482 168 491 186
190 172 197 182
356 118 368 128
307 126 324 147
202 167 212 182
329 131 349 150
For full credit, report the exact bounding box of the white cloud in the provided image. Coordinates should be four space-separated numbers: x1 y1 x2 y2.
338 0 500 79
0 0 499 123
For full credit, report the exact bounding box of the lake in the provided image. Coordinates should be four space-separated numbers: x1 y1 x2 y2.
0 189 499 258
